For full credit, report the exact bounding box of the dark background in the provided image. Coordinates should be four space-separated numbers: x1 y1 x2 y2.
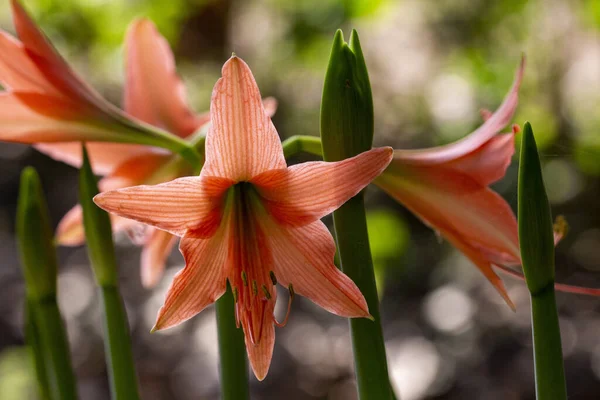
1 0 600 399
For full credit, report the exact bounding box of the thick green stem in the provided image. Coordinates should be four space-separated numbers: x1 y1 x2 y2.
25 300 52 400
79 144 140 399
216 285 249 400
281 135 323 158
331 195 392 400
530 284 567 400
100 286 140 400
33 298 78 400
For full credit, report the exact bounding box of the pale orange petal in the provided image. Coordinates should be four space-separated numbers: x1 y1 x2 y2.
375 163 521 278
0 93 120 143
140 229 178 288
34 142 151 175
442 133 515 186
0 32 57 94
202 56 285 181
252 147 393 226
55 205 85 246
264 219 370 318
443 228 515 310
244 300 275 381
10 0 109 110
153 232 229 330
124 19 201 137
393 57 524 165
93 176 232 237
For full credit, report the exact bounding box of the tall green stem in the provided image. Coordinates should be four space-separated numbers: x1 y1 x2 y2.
518 122 567 399
100 286 140 400
79 145 140 400
25 300 52 400
530 285 567 399
33 298 78 400
331 195 392 399
216 285 249 400
320 30 392 399
17 168 78 400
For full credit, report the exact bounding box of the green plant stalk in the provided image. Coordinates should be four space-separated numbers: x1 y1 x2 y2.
331 196 392 399
33 298 78 400
320 30 392 399
17 168 78 400
215 284 249 400
25 300 52 400
518 122 567 400
79 144 140 400
282 135 323 158
100 286 140 400
530 285 567 399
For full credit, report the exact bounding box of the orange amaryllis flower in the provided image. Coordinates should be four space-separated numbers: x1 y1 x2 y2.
374 58 525 309
94 56 393 379
0 1 190 151
0 3 277 287
49 18 209 287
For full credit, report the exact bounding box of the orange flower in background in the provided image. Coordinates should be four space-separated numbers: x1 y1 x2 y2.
374 58 525 309
95 56 393 379
52 18 210 288
0 1 278 287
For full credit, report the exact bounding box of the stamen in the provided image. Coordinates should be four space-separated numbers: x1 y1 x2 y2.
252 280 258 296
232 287 239 303
274 285 295 328
234 304 240 328
241 271 248 286
269 271 277 285
261 285 271 300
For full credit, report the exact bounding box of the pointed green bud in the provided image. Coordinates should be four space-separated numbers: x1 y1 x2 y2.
16 167 58 300
321 29 374 161
79 144 118 286
518 122 555 295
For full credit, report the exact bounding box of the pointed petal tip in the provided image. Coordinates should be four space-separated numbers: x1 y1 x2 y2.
150 325 158 333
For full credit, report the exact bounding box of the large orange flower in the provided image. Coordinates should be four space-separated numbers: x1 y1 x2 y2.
95 56 393 379
375 58 524 307
0 2 277 286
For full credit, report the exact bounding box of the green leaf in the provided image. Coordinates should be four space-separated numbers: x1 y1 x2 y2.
16 167 57 301
518 122 555 294
79 144 118 286
320 29 374 161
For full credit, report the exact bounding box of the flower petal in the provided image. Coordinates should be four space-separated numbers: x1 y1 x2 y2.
34 142 150 175
55 205 85 246
10 0 108 109
244 301 275 381
441 133 515 186
265 219 370 318
0 31 57 94
0 93 118 143
393 57 524 165
140 229 178 288
124 19 202 137
93 176 232 237
153 232 229 330
443 228 515 310
375 162 522 298
251 147 393 226
202 56 285 181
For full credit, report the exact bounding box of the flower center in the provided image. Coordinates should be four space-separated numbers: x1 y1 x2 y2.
226 182 277 344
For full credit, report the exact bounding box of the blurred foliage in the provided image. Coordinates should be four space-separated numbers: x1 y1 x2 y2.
0 347 36 400
367 209 409 295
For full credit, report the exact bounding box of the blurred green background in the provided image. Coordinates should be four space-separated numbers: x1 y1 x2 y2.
1 0 600 399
